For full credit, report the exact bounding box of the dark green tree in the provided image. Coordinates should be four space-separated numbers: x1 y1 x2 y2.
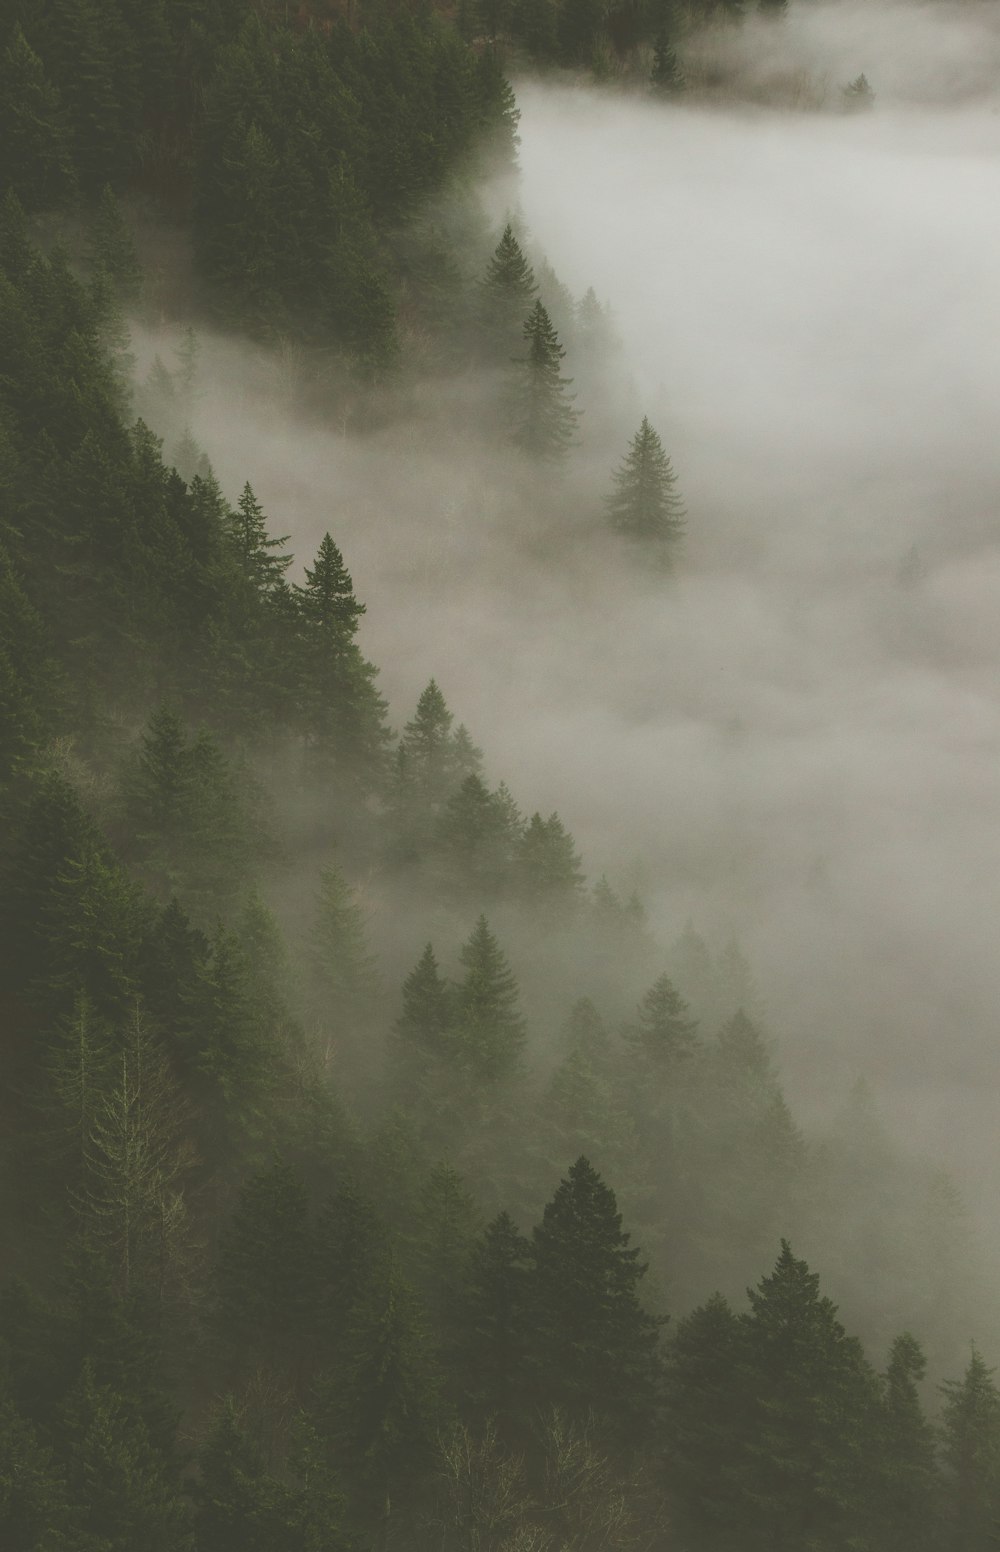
528 1157 664 1441
663 1292 747 1550
509 300 579 463
453 917 527 1083
0 25 75 211
480 222 537 360
940 1348 1000 1552
738 1241 882 1552
516 811 585 909
212 1160 313 1380
294 534 389 791
454 1210 532 1426
606 416 685 556
878 1332 939 1552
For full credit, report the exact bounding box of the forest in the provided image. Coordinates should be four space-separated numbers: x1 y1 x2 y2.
1 0 1000 1547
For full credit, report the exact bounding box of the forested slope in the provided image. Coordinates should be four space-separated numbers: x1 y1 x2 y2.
0 2 998 1549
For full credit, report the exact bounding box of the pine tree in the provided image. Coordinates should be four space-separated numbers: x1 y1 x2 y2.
606 416 685 556
387 680 483 865
663 1292 747 1550
738 1241 882 1551
81 1002 194 1304
516 812 585 909
455 1210 532 1425
480 222 537 360
229 483 291 596
60 1361 190 1552
294 533 389 789
509 300 578 463
306 864 379 1080
528 1157 664 1441
940 1348 1000 1552
453 917 527 1082
629 972 699 1067
213 1160 313 1379
0 25 76 212
878 1333 939 1552
393 943 455 1072
651 28 685 94
87 186 142 304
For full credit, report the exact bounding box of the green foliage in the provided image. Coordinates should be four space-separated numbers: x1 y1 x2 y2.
212 1160 313 1379
481 222 537 361
0 25 75 211
940 1349 1000 1552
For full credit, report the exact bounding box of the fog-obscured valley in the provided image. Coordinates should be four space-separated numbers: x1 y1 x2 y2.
4 0 1000 1545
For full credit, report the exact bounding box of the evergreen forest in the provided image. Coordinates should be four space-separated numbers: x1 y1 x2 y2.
0 0 997 1549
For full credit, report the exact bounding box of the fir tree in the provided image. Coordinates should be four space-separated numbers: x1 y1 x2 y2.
455 1210 532 1425
940 1348 1000 1552
606 416 685 556
878 1333 939 1552
213 1160 313 1379
453 916 527 1082
0 25 76 211
509 300 579 463
480 222 537 359
516 811 585 909
528 1157 664 1441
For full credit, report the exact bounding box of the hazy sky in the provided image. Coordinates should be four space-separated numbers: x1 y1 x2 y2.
151 0 1000 1200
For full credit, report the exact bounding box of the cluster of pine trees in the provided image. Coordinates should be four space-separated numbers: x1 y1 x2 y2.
0 0 995 1548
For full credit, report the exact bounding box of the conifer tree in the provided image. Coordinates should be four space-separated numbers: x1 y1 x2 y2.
336 1262 441 1524
60 1361 190 1552
453 917 527 1082
306 864 380 1076
606 416 685 556
387 680 483 864
0 25 76 211
528 1157 664 1440
294 534 389 789
738 1241 882 1551
229 482 291 596
455 1210 532 1425
940 1348 1000 1552
629 973 700 1067
0 1389 73 1550
481 222 537 359
878 1333 939 1552
87 186 142 304
213 1160 313 1379
393 943 455 1073
516 811 585 909
509 300 579 463
663 1292 747 1549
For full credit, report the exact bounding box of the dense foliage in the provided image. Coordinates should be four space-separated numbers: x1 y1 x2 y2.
0 1 992 1549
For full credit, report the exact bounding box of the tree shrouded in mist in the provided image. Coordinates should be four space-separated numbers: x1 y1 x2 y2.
606 416 685 557
481 221 537 359
509 299 579 463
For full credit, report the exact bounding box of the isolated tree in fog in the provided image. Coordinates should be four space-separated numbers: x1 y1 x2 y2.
510 300 578 463
606 416 685 556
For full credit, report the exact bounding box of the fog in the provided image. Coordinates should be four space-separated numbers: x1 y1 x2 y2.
135 0 1000 1228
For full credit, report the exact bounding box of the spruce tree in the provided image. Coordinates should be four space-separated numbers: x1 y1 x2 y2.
629 972 700 1067
516 811 585 909
294 533 389 789
454 1210 532 1425
606 416 685 556
480 222 537 360
509 300 578 463
940 1348 1000 1552
453 916 526 1082
528 1157 664 1441
393 943 455 1073
878 1333 939 1552
213 1160 313 1380
0 25 76 212
738 1241 882 1551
